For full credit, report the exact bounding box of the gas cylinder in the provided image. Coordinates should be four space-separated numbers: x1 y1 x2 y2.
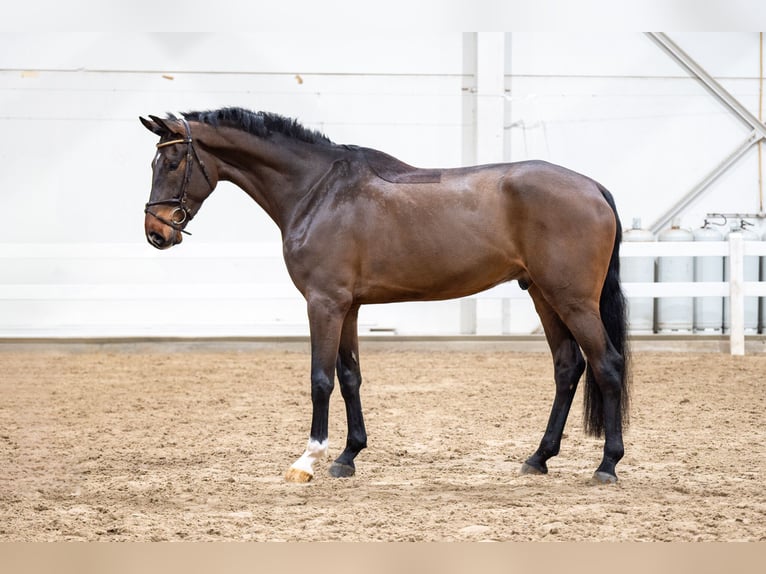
621 218 655 333
656 220 694 332
693 222 724 332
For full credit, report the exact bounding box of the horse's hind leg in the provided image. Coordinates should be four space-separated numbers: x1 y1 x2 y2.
556 301 626 483
329 304 368 478
521 286 586 475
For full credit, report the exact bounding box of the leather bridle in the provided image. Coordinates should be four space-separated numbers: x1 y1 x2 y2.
144 118 215 235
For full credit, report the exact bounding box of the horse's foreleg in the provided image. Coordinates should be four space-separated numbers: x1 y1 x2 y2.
285 295 348 483
522 288 585 475
329 305 367 478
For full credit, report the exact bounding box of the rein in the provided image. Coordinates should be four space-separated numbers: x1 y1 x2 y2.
144 118 215 235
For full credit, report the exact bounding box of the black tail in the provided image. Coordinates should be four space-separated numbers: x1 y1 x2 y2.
583 185 631 437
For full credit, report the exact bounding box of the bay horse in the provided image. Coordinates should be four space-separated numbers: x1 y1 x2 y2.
140 107 630 484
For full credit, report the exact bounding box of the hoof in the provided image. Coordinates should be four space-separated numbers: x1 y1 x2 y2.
520 462 547 475
328 462 355 478
285 467 313 483
592 471 618 484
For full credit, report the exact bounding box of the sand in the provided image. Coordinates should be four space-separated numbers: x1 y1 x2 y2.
1 347 764 541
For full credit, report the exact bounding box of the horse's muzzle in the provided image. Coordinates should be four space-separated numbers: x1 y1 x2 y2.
145 214 183 250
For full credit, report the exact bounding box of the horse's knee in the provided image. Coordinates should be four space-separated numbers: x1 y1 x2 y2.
311 370 334 403
339 376 362 401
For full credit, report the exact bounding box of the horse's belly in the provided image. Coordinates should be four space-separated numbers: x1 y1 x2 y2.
356 248 523 303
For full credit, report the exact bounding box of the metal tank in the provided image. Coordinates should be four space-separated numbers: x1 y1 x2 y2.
693 222 724 332
724 221 760 333
656 220 694 332
621 218 655 333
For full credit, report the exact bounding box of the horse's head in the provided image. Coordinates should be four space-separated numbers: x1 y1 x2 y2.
140 115 218 249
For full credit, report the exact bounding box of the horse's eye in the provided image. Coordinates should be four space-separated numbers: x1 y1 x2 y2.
160 152 182 171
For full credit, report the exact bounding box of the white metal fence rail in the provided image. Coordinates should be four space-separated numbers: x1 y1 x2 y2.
619 236 766 355
1 239 765 353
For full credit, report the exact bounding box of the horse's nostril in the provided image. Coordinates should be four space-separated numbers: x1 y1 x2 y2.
148 232 166 248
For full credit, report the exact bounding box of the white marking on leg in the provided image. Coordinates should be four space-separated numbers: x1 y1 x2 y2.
289 439 329 477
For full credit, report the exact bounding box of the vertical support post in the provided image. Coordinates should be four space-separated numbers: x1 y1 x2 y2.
460 32 506 335
461 33 477 167
460 299 478 335
501 298 512 335
728 232 746 355
475 32 506 165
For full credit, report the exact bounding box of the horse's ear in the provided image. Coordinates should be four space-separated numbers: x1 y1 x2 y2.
140 116 168 136
144 114 182 137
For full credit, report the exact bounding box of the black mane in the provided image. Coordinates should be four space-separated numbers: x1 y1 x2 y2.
176 107 334 146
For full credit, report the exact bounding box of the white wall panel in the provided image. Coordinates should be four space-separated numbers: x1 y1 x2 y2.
0 65 468 243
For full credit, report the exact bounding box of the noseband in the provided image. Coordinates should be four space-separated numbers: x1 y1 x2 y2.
144 118 215 235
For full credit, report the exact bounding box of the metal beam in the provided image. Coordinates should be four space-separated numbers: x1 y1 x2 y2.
645 33 766 232
650 130 762 233
646 33 766 138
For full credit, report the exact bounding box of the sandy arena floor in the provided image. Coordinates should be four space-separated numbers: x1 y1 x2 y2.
0 346 764 541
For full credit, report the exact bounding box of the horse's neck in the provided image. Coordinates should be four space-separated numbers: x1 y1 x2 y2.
212 133 336 229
